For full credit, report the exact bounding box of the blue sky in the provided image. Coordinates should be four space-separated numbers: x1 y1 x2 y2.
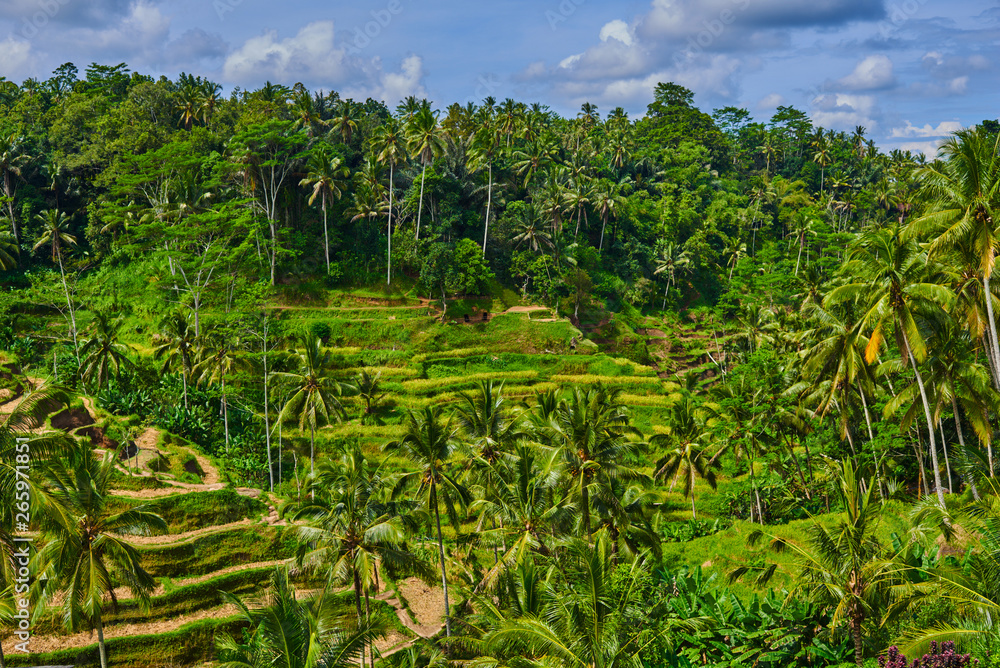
0 0 996 153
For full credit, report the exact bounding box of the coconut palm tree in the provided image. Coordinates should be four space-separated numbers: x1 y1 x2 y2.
287 450 431 668
405 106 445 240
653 242 691 310
192 329 247 452
78 311 134 393
35 443 167 668
549 386 643 542
469 443 572 589
33 209 79 358
300 146 350 274
330 99 359 145
273 333 351 477
216 568 384 668
468 124 502 253
480 534 652 668
592 181 622 252
0 381 69 668
909 127 1000 390
827 225 954 506
0 132 29 245
384 406 470 637
650 395 720 520
371 119 408 284
153 311 198 411
0 232 17 270
737 458 899 668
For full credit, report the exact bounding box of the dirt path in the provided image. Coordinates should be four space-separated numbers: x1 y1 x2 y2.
377 578 446 640
127 519 256 546
1 604 242 654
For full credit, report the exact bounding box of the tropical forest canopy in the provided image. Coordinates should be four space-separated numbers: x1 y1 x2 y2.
0 63 999 668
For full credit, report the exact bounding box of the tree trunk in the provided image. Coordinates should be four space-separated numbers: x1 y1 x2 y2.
222 377 230 453
984 273 1000 394
598 214 607 251
96 611 108 668
857 384 882 498
939 420 953 494
431 482 452 637
353 568 366 668
908 345 946 506
57 251 79 363
415 163 427 240
309 424 315 500
581 474 591 542
322 191 330 274
851 610 864 668
482 162 492 254
691 490 697 520
387 163 393 284
263 320 274 492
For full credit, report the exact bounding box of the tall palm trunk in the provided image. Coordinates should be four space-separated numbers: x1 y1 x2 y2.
482 161 492 254
96 611 108 668
222 376 230 453
387 163 393 284
322 191 330 274
353 568 366 668
581 472 591 542
415 163 427 240
57 250 79 363
907 344 946 506
430 481 451 637
938 420 953 494
599 213 608 251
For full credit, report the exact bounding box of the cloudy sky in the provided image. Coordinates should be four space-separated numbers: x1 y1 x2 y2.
0 0 996 153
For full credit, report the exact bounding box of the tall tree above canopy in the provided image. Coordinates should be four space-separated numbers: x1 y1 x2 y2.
639 82 728 165
228 121 306 285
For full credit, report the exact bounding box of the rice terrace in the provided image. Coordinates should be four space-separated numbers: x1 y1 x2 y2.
0 1 998 667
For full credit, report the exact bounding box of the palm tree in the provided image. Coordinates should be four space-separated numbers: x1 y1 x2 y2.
330 99 359 145
0 382 70 668
549 386 643 542
468 443 572 589
384 406 471 637
300 146 350 274
79 312 133 393
469 124 502 254
653 242 691 310
192 330 246 452
355 370 387 424
288 450 431 668
738 458 898 668
592 182 622 251
371 119 408 284
405 106 445 240
0 232 17 270
650 396 720 519
481 534 651 668
724 236 747 281
216 568 384 668
33 209 79 359
153 311 198 411
273 333 351 477
0 132 28 245
827 225 954 506
35 443 167 668
909 127 1000 391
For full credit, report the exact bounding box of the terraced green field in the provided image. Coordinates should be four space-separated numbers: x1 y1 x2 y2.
3 295 746 667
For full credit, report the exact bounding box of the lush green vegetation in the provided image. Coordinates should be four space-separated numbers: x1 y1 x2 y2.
0 64 999 668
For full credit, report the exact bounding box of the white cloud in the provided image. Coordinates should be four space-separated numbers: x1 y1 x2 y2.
835 55 895 91
0 38 32 80
221 20 426 103
349 54 427 105
599 20 634 47
223 21 349 84
810 93 879 131
890 120 963 138
757 93 786 109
